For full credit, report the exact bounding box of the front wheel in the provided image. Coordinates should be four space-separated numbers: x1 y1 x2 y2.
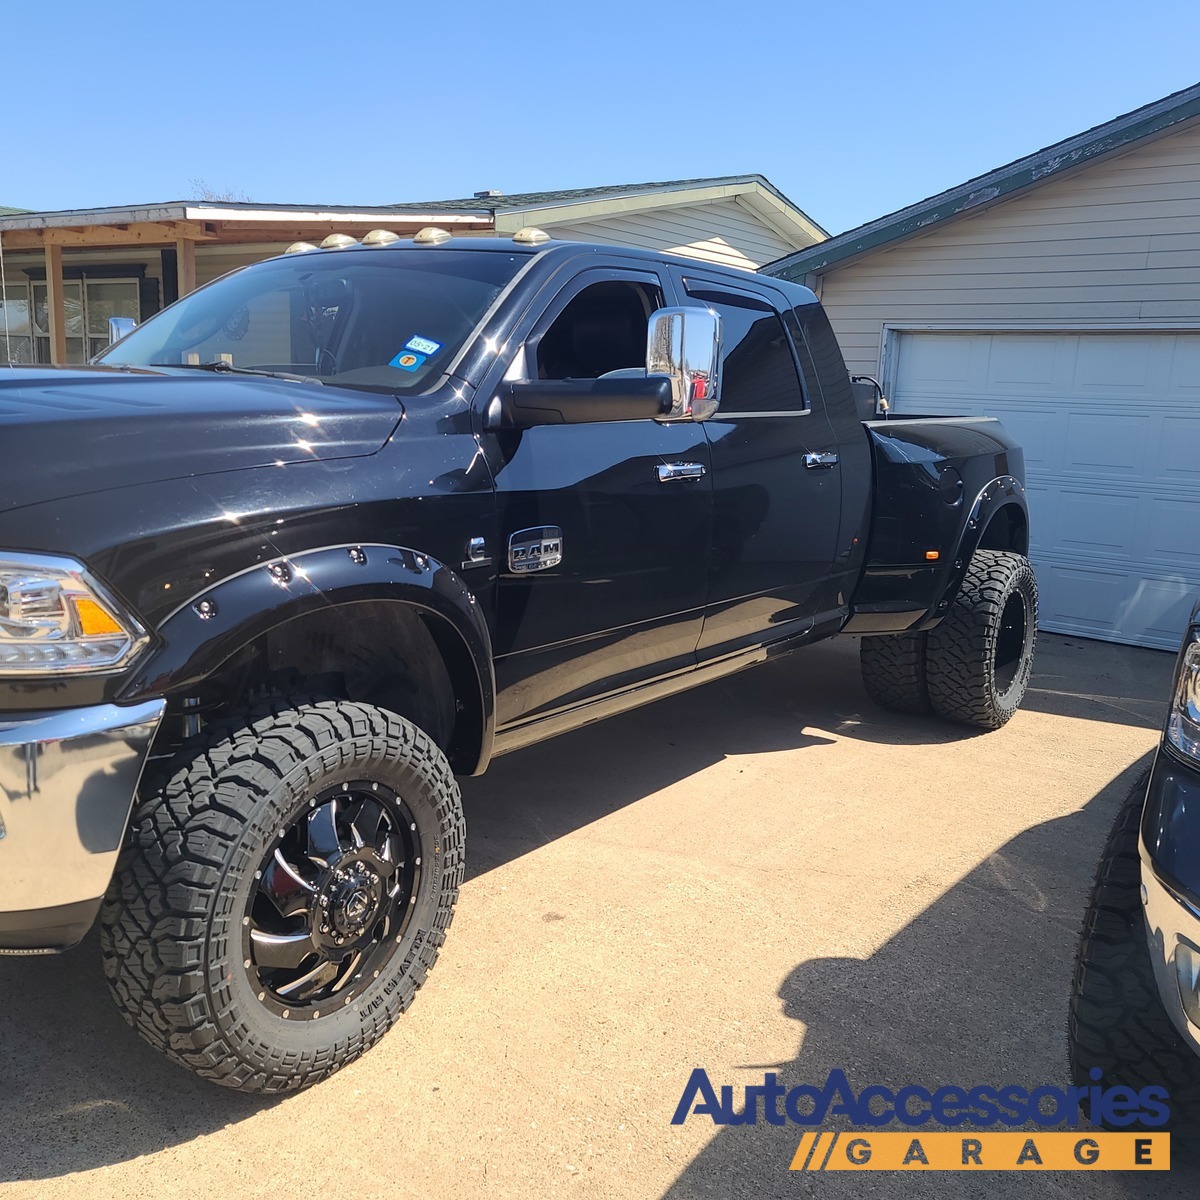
924 549 1038 730
99 700 464 1093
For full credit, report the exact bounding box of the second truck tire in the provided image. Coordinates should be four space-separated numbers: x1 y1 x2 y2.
1069 774 1200 1133
924 549 1038 730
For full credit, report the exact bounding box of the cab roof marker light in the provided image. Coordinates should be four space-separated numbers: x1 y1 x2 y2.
512 227 550 245
362 229 401 246
284 241 318 255
412 227 452 246
320 233 358 250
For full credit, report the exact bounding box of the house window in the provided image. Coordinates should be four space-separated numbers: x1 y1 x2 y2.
21 277 141 364
0 280 33 362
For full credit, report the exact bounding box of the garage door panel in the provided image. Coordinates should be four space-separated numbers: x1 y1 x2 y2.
1057 490 1138 555
893 329 1200 648
1074 335 1158 395
1159 415 1200 477
1063 411 1147 475
986 336 1059 389
1147 497 1200 566
1166 336 1200 395
893 333 976 396
1038 563 1131 638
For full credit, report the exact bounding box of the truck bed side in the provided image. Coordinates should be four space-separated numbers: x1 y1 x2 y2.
845 416 1028 635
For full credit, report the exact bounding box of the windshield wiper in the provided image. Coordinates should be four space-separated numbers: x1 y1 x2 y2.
149 360 324 385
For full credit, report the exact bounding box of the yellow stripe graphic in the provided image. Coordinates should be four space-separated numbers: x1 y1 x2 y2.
800 1132 823 1171
787 1132 1170 1171
817 1132 840 1171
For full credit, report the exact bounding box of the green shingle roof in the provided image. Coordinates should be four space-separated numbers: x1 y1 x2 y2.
0 206 30 216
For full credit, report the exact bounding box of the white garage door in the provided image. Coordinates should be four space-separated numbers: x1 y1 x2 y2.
891 331 1200 649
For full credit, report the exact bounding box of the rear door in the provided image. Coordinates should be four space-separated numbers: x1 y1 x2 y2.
669 271 843 658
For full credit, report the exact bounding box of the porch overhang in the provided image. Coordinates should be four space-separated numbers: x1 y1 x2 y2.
0 202 494 364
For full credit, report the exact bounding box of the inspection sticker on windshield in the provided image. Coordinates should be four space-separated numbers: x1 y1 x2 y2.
404 335 442 356
390 351 427 372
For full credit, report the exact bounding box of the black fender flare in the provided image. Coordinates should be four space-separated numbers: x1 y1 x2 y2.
923 475 1029 627
119 543 496 772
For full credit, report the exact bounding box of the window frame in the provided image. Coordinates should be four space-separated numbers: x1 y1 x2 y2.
515 267 667 384
681 277 811 418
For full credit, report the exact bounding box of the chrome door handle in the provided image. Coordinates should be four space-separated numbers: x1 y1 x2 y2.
657 462 706 483
804 452 839 469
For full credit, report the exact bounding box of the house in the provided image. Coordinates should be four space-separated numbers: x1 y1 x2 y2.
0 175 824 368
767 83 1200 650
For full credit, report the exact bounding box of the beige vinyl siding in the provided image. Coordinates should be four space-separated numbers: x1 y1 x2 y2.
543 199 796 270
814 118 1200 376
195 243 292 288
192 229 497 287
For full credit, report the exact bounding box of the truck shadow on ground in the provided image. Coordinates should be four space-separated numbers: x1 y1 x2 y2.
461 634 1175 881
0 930 275 1182
662 752 1197 1200
0 634 1172 1181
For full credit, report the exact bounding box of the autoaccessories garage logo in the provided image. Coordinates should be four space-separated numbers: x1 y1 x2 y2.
672 1069 1170 1171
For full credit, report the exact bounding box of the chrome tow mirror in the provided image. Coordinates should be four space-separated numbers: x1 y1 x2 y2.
107 316 137 345
646 306 721 421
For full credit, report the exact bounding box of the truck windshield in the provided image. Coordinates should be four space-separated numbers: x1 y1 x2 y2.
96 248 525 393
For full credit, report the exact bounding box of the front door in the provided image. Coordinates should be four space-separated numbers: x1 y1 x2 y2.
481 267 713 728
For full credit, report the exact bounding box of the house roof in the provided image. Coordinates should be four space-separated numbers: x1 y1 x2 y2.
0 206 29 216
392 175 818 219
0 175 827 255
767 80 1200 282
393 175 829 249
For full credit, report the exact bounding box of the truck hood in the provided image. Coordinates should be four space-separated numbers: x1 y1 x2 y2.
0 367 403 512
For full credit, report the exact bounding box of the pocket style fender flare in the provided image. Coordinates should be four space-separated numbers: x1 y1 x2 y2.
118 544 496 771
926 475 1029 626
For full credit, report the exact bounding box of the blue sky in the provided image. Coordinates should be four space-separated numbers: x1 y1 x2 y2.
6 1 1200 235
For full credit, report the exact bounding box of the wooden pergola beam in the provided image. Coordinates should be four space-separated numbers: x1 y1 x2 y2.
0 217 493 252
0 221 216 250
177 237 197 297
44 243 66 365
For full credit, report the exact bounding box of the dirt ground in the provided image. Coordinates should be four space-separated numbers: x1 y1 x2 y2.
0 632 1191 1199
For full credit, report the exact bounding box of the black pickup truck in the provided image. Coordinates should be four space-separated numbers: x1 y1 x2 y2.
0 232 1036 1092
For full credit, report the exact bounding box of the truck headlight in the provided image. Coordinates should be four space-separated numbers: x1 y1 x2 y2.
1167 636 1200 763
0 554 146 673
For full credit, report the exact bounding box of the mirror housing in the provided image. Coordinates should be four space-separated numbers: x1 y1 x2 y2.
108 316 136 345
646 306 721 421
492 376 674 429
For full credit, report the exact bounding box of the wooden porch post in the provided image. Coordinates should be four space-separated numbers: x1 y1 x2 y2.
176 237 197 297
44 242 67 364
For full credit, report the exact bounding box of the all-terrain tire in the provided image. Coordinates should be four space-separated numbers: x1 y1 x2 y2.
859 633 932 715
1069 774 1200 1130
925 549 1037 729
99 699 464 1094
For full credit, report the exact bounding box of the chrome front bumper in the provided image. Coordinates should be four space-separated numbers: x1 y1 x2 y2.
0 700 165 952
1141 841 1200 1057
